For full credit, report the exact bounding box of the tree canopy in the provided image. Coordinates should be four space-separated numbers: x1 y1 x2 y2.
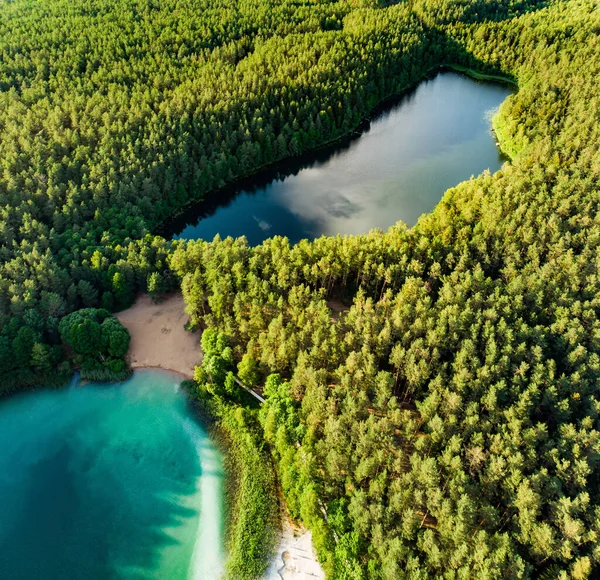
58 308 130 380
2 0 600 577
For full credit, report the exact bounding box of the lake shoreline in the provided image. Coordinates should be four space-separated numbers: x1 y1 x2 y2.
264 512 325 580
158 63 517 240
115 293 201 379
118 292 320 580
0 369 226 578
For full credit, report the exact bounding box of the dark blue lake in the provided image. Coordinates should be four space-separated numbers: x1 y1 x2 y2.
168 72 512 245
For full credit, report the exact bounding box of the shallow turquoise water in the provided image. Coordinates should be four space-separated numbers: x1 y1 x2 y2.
0 369 224 580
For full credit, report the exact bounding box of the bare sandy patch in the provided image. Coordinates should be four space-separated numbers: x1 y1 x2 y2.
327 298 350 321
264 515 324 580
116 293 201 378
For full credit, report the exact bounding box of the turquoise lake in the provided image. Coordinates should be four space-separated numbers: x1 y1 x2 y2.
0 370 225 580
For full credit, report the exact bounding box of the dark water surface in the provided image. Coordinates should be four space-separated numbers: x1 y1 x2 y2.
167 72 512 245
0 370 224 580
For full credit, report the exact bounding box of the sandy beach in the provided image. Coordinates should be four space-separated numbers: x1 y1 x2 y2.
117 292 323 578
264 515 325 580
116 293 201 378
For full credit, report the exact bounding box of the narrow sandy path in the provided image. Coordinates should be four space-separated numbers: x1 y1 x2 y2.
116 293 201 378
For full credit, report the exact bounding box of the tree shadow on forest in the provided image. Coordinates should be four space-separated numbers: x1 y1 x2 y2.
439 31 518 82
423 0 555 25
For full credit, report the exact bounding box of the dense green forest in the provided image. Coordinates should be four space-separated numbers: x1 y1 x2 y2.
2 0 600 577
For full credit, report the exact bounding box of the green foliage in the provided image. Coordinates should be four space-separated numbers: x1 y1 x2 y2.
238 352 261 387
12 326 37 367
0 310 71 393
201 328 228 357
220 406 279 580
59 308 131 381
2 0 600 577
72 319 103 355
184 380 279 579
261 374 303 446
196 328 235 396
147 272 169 298
100 317 131 358
59 309 109 353
224 372 238 398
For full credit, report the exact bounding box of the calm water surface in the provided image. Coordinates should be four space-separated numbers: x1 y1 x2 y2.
169 72 512 245
0 370 224 580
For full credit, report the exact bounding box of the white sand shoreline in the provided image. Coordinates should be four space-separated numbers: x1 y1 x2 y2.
117 292 323 580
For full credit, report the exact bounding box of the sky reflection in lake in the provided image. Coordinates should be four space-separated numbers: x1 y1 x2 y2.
171 72 512 245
